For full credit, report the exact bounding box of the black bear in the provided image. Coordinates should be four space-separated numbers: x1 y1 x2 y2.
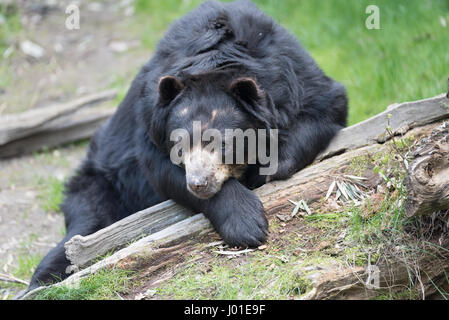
29 0 347 290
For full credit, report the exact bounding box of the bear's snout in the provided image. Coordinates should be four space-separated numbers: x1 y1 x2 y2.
183 147 227 199
187 175 209 195
186 171 220 199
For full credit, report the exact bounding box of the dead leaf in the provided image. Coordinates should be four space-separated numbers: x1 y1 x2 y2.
326 180 336 200
289 199 312 216
276 214 291 222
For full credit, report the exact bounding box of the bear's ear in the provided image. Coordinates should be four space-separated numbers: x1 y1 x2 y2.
229 77 261 103
158 76 184 104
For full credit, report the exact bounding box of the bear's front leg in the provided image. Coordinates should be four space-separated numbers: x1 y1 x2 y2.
202 178 268 248
141 148 268 248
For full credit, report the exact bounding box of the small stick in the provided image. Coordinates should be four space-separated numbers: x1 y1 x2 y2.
213 249 255 255
0 273 29 286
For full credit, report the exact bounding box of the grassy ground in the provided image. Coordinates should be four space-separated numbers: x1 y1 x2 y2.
34 268 132 300
0 143 87 299
134 0 449 125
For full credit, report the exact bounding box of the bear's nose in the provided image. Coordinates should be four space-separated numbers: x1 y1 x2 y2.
187 177 208 193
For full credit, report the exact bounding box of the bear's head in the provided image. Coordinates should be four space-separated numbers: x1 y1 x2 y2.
150 70 277 199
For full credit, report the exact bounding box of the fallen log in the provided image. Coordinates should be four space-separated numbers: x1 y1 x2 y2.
0 90 117 158
18 93 449 300
404 122 449 217
300 239 449 300
318 94 448 160
64 200 195 268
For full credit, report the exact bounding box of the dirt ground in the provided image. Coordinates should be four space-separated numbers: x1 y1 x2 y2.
0 144 85 275
1 0 149 115
0 0 151 298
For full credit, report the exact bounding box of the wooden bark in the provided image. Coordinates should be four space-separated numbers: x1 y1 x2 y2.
318 94 449 160
301 240 449 300
0 90 116 158
64 200 195 268
17 93 449 300
404 122 449 217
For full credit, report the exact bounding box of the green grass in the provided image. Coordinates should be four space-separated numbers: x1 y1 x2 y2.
347 187 406 245
0 4 21 89
0 5 21 50
155 250 315 299
32 148 71 168
14 253 42 280
374 288 419 300
35 176 65 213
35 268 132 300
0 6 20 57
1 237 44 299
9 234 43 286
134 0 449 125
345 148 408 244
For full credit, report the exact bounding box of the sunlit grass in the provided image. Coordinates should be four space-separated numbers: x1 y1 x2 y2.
35 269 132 300
35 176 65 213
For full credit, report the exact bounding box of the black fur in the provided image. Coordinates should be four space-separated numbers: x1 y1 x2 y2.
29 0 347 290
